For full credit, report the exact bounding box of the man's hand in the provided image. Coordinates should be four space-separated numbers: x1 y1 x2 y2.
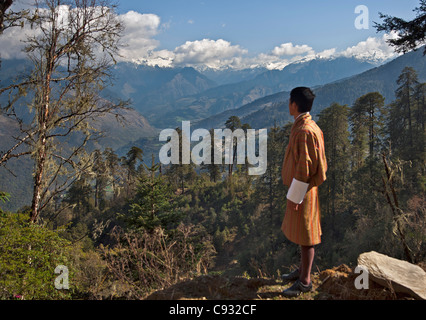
287 199 300 211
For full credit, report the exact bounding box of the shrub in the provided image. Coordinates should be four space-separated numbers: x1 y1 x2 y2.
100 223 216 299
0 212 73 299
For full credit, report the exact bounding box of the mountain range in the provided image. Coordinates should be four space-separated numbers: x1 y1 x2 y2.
194 47 426 130
112 56 379 129
117 47 425 168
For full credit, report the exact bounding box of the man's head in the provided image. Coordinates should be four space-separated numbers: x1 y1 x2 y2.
289 87 316 116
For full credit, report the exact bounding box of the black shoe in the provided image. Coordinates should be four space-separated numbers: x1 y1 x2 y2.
281 269 300 283
282 279 313 298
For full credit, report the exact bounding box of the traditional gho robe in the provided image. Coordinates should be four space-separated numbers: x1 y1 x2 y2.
281 112 327 246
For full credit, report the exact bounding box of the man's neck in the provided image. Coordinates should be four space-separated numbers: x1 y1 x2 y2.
294 112 309 120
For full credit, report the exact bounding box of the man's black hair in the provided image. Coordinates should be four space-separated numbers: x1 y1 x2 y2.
290 87 316 113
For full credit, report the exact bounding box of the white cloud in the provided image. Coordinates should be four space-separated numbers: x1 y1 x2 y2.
255 33 400 70
173 39 248 69
338 32 400 62
247 43 317 70
271 43 314 56
316 48 337 59
118 11 164 63
134 49 175 68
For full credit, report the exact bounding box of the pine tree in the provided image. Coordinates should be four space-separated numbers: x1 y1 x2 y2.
64 175 92 219
375 0 426 55
224 116 242 180
317 103 351 237
388 68 418 157
387 68 424 191
350 92 386 165
125 158 182 232
395 67 419 152
103 147 121 202
412 82 426 181
165 127 196 193
121 146 143 197
92 149 108 210
254 121 288 253
349 97 368 170
201 128 222 182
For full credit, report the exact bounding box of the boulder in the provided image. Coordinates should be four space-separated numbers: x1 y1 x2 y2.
357 251 426 300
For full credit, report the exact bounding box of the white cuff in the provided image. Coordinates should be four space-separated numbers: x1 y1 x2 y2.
286 178 309 204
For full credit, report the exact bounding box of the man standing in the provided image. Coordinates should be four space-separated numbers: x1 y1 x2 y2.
280 87 327 297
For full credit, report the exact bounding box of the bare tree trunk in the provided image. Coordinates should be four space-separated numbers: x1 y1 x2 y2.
30 73 51 223
30 143 46 223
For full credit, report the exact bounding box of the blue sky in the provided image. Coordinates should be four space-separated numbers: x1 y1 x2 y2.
116 0 419 54
2 0 421 70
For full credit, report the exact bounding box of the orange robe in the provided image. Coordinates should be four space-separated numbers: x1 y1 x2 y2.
281 113 327 246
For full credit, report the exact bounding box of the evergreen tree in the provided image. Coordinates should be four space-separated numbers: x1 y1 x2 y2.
395 67 419 151
375 0 426 55
387 67 424 191
413 82 426 181
201 128 222 182
103 147 121 202
346 93 388 236
166 127 196 193
64 175 92 219
224 116 242 179
125 159 182 232
317 103 351 238
349 98 368 170
254 121 288 253
92 150 108 210
349 92 386 165
121 146 143 197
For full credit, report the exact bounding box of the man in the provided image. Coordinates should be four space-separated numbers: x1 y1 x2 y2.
280 87 327 297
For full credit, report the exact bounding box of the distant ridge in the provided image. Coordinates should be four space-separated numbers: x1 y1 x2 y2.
194 47 425 130
148 56 379 129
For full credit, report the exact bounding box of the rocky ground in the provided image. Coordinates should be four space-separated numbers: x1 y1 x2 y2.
145 264 420 300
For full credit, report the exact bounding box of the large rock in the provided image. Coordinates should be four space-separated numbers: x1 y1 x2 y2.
357 251 426 300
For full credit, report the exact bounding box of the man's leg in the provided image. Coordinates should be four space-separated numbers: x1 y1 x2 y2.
281 245 314 297
300 245 314 285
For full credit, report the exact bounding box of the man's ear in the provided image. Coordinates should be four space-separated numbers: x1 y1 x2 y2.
290 101 298 112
